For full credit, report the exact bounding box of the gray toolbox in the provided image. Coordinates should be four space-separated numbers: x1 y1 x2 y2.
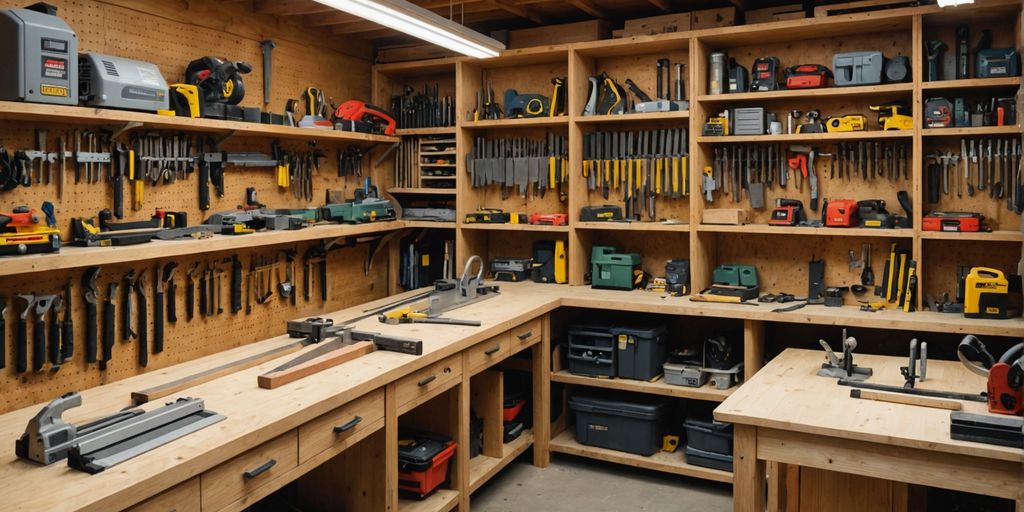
731 107 767 135
684 445 733 472
0 3 78 105
79 53 169 112
833 51 883 86
612 325 667 381
568 394 666 456
683 416 733 471
567 325 617 378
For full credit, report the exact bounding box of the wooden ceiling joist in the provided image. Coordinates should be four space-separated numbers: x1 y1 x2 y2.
253 0 334 16
567 0 611 19
485 0 545 24
645 0 672 12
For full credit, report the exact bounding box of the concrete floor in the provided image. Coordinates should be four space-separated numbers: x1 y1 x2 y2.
471 454 733 512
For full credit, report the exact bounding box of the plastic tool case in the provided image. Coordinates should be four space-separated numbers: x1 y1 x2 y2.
567 325 617 377
569 395 666 456
683 417 734 471
398 431 457 498
613 325 667 381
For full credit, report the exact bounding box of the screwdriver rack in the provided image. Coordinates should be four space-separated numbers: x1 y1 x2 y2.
373 0 1023 312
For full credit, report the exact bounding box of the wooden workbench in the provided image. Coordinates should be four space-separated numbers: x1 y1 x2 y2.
715 349 1024 512
0 282 1020 511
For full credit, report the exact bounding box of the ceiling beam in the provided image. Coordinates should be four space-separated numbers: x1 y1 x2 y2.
485 0 545 24
253 0 333 15
306 0 497 27
727 0 748 10
645 0 672 13
566 0 610 19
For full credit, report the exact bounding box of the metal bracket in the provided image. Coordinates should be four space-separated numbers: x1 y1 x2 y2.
110 122 143 144
213 130 237 147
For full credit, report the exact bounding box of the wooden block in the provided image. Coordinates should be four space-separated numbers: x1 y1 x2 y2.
691 7 736 30
702 208 748 225
746 4 806 24
508 20 611 49
814 0 916 17
621 13 692 38
257 342 374 389
611 29 624 39
376 44 456 63
850 389 964 410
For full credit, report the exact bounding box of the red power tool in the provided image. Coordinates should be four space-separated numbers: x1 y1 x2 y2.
958 335 1024 416
0 204 61 256
334 100 397 136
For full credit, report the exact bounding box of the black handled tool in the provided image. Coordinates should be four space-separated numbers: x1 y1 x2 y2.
185 263 198 321
62 282 73 362
231 255 242 314
153 265 164 355
49 296 63 371
101 282 117 370
164 262 178 323
16 295 33 373
135 269 148 367
198 141 211 210
260 40 275 107
0 296 6 370
112 143 127 219
122 270 136 341
82 267 100 363
33 295 55 372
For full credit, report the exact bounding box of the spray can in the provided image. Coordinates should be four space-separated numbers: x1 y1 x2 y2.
709 52 726 95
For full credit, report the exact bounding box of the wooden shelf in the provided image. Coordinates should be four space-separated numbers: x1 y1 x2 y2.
461 223 570 233
921 77 1022 91
0 101 398 145
551 371 734 402
698 224 913 238
920 230 1023 242
420 176 456 180
0 221 404 277
549 430 733 484
922 126 1021 137
697 82 913 103
388 188 456 195
468 430 534 493
462 117 569 130
575 111 690 124
403 220 457 229
398 489 460 512
698 130 912 144
396 127 457 136
575 221 690 232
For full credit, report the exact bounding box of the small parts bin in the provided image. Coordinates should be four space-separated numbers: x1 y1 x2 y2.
684 446 733 472
398 431 457 498
567 325 617 377
568 395 665 456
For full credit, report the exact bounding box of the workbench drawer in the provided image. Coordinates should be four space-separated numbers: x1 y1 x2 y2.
510 318 543 352
467 332 511 375
396 354 462 414
298 388 385 463
201 431 298 512
127 477 200 512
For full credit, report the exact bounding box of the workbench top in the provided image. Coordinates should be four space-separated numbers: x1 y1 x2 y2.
715 348 1023 464
0 282 1019 511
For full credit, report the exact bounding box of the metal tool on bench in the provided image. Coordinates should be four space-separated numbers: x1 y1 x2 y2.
900 338 927 388
817 329 872 381
16 391 224 474
379 307 481 326
259 318 424 389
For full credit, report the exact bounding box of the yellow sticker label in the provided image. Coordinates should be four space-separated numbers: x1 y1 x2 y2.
40 85 68 97
421 254 430 267
985 306 1000 314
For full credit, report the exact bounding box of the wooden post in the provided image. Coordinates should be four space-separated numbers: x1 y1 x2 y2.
384 384 398 512
743 319 765 380
532 314 552 467
733 424 766 512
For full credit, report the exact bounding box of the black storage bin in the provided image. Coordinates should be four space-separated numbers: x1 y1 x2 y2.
684 418 733 455
567 325 616 377
684 445 733 472
612 325 667 381
568 394 665 456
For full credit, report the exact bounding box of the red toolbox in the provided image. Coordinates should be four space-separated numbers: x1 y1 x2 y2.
923 212 984 232
503 397 526 422
398 431 457 498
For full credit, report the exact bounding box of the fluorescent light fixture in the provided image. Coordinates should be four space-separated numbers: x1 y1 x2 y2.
313 0 505 58
937 0 974 7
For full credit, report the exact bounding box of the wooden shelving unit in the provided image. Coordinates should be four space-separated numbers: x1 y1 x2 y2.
398 489 460 512
921 125 1022 137
920 76 1022 91
697 225 914 238
697 82 914 103
468 430 535 493
551 371 734 402
0 101 397 144
396 127 458 136
462 116 570 130
549 430 733 484
388 188 457 195
697 130 913 144
575 221 690 232
461 223 570 233
575 111 690 124
403 220 457 230
919 230 1023 242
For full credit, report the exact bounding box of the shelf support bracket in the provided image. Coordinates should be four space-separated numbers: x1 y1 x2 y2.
214 130 237 147
111 121 143 143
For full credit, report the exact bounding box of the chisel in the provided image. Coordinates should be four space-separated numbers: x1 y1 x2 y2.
101 282 117 371
136 269 148 367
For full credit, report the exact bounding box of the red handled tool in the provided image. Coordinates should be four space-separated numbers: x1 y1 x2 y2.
334 100 397 136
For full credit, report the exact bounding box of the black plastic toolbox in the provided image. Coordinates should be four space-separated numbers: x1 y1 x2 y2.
684 445 733 472
568 394 666 456
612 325 667 381
683 417 733 455
567 325 617 377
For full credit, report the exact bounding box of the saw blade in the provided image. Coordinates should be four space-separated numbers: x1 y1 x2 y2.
266 339 348 373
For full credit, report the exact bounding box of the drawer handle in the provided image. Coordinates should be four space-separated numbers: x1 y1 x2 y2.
484 345 501 355
417 375 436 387
517 330 534 340
334 416 363 433
242 459 277 480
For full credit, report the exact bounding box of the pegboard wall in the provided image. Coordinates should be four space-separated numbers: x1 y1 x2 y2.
0 0 391 413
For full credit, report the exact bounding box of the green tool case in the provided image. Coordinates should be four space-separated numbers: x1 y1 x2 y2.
590 246 641 290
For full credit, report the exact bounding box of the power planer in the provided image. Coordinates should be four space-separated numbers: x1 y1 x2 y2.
0 2 78 105
79 53 168 112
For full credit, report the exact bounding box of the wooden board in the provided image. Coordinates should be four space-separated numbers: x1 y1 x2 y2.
621 13 692 38
507 20 611 49
257 341 374 389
